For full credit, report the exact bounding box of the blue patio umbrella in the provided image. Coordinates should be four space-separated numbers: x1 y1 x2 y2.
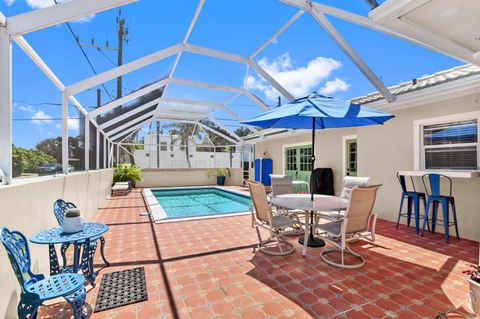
242 92 394 247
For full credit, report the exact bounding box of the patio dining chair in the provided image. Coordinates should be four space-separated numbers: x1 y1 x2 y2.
316 185 380 268
1 227 87 319
248 181 297 256
270 174 305 227
420 174 459 243
53 199 109 268
395 172 428 234
312 176 370 224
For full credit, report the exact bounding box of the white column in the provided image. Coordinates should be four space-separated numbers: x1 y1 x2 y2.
116 143 120 165
103 135 107 169
61 92 69 174
96 128 100 170
0 28 12 184
84 116 89 171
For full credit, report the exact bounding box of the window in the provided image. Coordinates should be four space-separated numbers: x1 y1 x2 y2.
285 148 297 171
419 116 479 170
299 146 312 171
160 142 167 151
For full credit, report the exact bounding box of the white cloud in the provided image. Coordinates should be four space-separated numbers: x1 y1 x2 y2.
319 78 351 95
19 104 35 113
247 53 350 101
68 117 79 131
32 111 52 125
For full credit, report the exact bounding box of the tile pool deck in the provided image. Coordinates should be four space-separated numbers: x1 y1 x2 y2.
38 187 479 319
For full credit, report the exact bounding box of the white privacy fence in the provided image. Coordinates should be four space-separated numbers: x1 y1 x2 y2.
118 143 253 170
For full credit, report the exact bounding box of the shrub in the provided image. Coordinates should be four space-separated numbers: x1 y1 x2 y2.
113 164 143 187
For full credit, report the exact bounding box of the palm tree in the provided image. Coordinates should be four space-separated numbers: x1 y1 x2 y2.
167 123 200 168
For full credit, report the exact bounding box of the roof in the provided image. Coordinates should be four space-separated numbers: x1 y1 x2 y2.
351 64 480 105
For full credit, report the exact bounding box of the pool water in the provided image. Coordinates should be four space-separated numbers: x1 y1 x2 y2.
152 188 251 219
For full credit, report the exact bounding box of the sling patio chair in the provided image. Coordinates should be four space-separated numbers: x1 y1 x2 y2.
316 185 381 268
248 181 298 256
270 174 305 231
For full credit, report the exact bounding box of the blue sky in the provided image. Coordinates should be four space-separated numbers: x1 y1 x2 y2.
1 0 462 148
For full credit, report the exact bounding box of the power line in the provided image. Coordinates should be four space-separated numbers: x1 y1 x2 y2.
52 0 114 101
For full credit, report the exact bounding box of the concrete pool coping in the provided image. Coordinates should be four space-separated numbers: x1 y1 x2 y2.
142 186 251 223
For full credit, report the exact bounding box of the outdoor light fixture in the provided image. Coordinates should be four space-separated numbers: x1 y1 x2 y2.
473 50 480 62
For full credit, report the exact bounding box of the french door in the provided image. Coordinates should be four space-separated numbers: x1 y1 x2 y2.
284 144 312 192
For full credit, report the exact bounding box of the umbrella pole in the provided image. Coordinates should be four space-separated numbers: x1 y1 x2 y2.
298 117 325 248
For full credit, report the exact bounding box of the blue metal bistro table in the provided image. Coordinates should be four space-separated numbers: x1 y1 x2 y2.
30 223 109 287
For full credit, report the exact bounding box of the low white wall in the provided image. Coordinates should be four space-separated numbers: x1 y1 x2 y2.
0 169 113 319
137 168 243 188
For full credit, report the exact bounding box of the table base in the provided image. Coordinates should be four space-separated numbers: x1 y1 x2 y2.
298 236 325 247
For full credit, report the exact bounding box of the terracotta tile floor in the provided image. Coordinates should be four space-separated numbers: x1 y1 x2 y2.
38 188 479 319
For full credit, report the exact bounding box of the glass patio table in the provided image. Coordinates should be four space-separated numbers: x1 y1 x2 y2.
271 194 347 256
30 223 108 287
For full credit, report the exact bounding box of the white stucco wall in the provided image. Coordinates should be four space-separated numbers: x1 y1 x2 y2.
254 93 480 242
0 169 113 319
137 168 243 188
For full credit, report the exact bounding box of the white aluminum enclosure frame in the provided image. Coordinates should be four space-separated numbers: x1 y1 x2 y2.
4 0 465 184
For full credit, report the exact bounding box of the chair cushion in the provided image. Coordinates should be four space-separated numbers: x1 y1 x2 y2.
317 211 345 220
112 184 129 191
25 273 85 300
317 220 343 237
271 215 297 229
340 176 370 201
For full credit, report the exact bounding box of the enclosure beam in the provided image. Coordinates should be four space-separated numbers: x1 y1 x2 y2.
99 97 162 129
7 0 138 36
103 135 107 169
280 0 466 61
61 93 69 174
110 119 151 142
197 121 240 145
96 128 100 170
89 78 168 117
248 60 295 101
160 0 204 98
105 110 155 137
84 116 89 171
169 78 244 94
250 10 304 58
309 11 394 102
244 91 270 111
184 44 249 64
207 117 243 142
66 44 180 96
0 28 12 184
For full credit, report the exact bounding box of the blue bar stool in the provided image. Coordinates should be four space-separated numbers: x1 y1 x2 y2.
396 172 428 234
421 173 459 243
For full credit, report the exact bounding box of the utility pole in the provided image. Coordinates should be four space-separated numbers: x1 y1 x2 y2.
77 9 128 103
116 11 127 101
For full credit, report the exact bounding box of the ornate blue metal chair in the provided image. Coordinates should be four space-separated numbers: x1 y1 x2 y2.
53 199 109 268
0 227 87 319
395 172 428 234
420 174 460 243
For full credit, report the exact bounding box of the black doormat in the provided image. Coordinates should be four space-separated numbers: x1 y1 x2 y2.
94 267 148 312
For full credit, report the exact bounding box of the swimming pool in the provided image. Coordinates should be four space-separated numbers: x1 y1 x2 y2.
150 187 251 220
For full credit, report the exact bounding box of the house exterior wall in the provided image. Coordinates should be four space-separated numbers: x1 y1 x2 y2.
0 169 113 319
254 93 480 241
254 128 355 195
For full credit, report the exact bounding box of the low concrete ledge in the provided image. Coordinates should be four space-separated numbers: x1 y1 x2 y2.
142 188 167 221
